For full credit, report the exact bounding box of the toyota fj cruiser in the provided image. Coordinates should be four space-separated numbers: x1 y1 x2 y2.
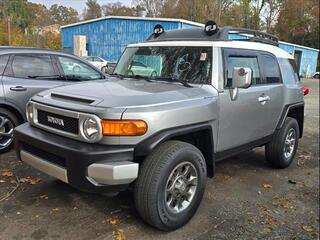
15 22 304 231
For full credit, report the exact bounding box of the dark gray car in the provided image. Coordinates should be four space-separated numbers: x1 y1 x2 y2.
0 47 106 153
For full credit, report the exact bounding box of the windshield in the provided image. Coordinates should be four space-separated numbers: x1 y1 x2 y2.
113 46 212 84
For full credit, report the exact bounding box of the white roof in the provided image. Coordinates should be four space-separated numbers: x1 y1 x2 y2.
61 16 204 29
129 40 294 59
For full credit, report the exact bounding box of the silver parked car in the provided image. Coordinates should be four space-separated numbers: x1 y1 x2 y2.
0 47 106 153
15 23 304 231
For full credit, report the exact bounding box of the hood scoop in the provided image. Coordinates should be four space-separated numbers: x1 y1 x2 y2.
50 92 99 105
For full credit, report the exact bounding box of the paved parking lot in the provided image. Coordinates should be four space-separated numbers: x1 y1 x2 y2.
0 79 319 240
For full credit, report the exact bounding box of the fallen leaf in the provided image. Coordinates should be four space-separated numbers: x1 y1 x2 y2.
288 180 297 184
113 229 125 240
1 171 13 177
109 217 119 225
52 208 59 212
263 183 272 189
39 195 48 200
29 177 42 185
19 176 42 185
0 180 6 183
302 225 313 232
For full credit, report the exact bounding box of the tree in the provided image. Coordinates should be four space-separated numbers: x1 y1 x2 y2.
133 0 165 17
27 3 50 28
49 4 79 25
260 0 284 33
102 2 135 16
83 0 102 20
276 0 319 48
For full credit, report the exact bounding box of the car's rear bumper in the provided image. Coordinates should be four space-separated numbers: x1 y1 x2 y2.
15 123 138 194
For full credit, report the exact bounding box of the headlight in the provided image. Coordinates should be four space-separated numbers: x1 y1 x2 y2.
82 117 102 142
26 102 33 122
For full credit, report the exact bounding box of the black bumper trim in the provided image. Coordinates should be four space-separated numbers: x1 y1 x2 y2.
15 123 134 194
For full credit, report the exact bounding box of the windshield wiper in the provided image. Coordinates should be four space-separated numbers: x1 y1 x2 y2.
28 75 65 79
110 73 125 79
128 74 152 82
153 77 193 88
112 73 152 82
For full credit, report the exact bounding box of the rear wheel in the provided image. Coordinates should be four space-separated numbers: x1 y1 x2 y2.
134 140 207 231
0 108 19 154
314 73 319 79
265 117 299 168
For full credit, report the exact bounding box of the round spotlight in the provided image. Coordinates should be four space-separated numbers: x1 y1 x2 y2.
154 24 164 37
204 21 219 36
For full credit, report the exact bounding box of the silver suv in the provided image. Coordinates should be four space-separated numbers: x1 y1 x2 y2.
14 22 304 231
0 47 106 153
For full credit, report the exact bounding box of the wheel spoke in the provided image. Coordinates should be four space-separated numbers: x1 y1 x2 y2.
0 128 13 138
165 161 198 214
0 118 9 129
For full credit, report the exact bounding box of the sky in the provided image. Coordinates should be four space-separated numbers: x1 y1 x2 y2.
29 0 132 14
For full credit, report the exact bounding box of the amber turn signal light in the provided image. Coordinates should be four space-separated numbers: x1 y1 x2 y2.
101 120 147 136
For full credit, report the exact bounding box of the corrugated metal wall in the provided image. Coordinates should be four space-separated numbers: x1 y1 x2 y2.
278 43 319 77
62 18 198 62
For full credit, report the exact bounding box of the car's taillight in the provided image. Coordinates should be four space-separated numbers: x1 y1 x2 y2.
301 86 310 96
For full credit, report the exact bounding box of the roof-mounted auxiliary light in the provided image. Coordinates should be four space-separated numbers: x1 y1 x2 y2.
154 24 164 37
204 21 219 36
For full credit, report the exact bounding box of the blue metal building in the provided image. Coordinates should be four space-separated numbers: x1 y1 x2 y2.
61 16 319 77
61 16 203 62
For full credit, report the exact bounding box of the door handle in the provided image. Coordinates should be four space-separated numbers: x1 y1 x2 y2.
10 86 27 92
258 95 270 104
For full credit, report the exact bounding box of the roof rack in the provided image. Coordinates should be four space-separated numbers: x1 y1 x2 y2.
221 27 279 46
146 21 279 46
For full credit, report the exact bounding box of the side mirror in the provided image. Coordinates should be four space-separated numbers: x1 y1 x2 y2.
232 67 252 88
229 67 252 101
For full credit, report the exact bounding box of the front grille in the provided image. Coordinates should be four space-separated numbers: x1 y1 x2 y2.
37 109 79 134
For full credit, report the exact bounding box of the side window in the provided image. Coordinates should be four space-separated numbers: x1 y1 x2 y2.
58 57 103 81
289 59 300 82
278 58 299 85
0 55 9 75
10 55 56 79
94 57 103 62
226 56 261 87
261 54 281 84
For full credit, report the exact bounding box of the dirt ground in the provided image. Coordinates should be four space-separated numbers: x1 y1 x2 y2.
0 78 319 240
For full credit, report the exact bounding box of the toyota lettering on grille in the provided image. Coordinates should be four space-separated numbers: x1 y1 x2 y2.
47 116 65 126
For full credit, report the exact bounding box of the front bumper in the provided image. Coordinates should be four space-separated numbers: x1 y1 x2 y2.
15 123 138 194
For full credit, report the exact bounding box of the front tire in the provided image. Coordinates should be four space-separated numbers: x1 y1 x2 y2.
134 140 207 231
0 108 19 154
265 117 299 168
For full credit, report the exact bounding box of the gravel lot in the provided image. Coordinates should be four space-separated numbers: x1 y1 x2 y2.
0 78 319 240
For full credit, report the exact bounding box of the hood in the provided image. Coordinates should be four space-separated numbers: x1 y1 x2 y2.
37 78 215 108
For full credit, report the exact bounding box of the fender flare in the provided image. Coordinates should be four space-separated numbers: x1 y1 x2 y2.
0 101 26 122
134 122 215 177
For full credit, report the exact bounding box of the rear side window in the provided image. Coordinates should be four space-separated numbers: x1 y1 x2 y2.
260 54 281 84
278 58 299 85
226 57 261 86
10 55 56 79
0 55 9 75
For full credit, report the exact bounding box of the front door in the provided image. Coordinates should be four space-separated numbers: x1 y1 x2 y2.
217 49 270 152
2 54 65 114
